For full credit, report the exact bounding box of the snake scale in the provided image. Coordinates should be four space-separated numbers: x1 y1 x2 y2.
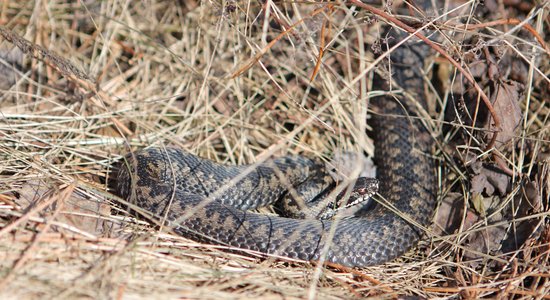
112 3 437 267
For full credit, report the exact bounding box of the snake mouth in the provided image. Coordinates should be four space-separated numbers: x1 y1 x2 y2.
318 177 379 220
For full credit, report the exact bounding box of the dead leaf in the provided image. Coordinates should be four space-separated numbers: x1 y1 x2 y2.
326 151 376 180
485 80 523 147
452 179 543 265
501 180 543 253
435 192 508 267
0 46 23 90
14 178 119 237
471 193 487 216
434 192 465 235
470 160 511 197
462 211 507 263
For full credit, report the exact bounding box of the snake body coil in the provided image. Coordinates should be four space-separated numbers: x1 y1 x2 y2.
112 8 437 267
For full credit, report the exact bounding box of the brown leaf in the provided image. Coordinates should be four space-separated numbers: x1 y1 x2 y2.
485 80 523 147
460 195 508 266
501 180 543 253
0 46 23 89
14 178 119 237
435 192 508 267
433 192 463 235
470 161 511 197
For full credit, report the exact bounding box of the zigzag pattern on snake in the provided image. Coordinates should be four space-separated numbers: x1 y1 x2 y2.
111 3 437 267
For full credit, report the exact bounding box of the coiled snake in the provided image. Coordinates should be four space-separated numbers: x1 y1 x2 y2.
112 5 437 267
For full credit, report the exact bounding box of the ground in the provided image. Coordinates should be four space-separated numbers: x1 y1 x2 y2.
0 0 549 299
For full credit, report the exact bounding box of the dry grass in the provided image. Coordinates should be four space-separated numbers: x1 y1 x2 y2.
0 0 548 299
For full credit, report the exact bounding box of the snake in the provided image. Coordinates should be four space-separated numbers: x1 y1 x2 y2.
111 4 437 267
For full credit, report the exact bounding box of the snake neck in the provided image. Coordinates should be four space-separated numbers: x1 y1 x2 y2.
370 17 438 228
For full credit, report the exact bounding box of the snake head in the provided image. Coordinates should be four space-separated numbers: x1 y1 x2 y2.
318 177 379 220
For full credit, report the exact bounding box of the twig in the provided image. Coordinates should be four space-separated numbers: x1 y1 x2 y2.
310 5 335 82
0 26 92 83
459 18 549 55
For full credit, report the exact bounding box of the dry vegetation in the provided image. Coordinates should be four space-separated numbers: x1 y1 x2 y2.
0 0 549 299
